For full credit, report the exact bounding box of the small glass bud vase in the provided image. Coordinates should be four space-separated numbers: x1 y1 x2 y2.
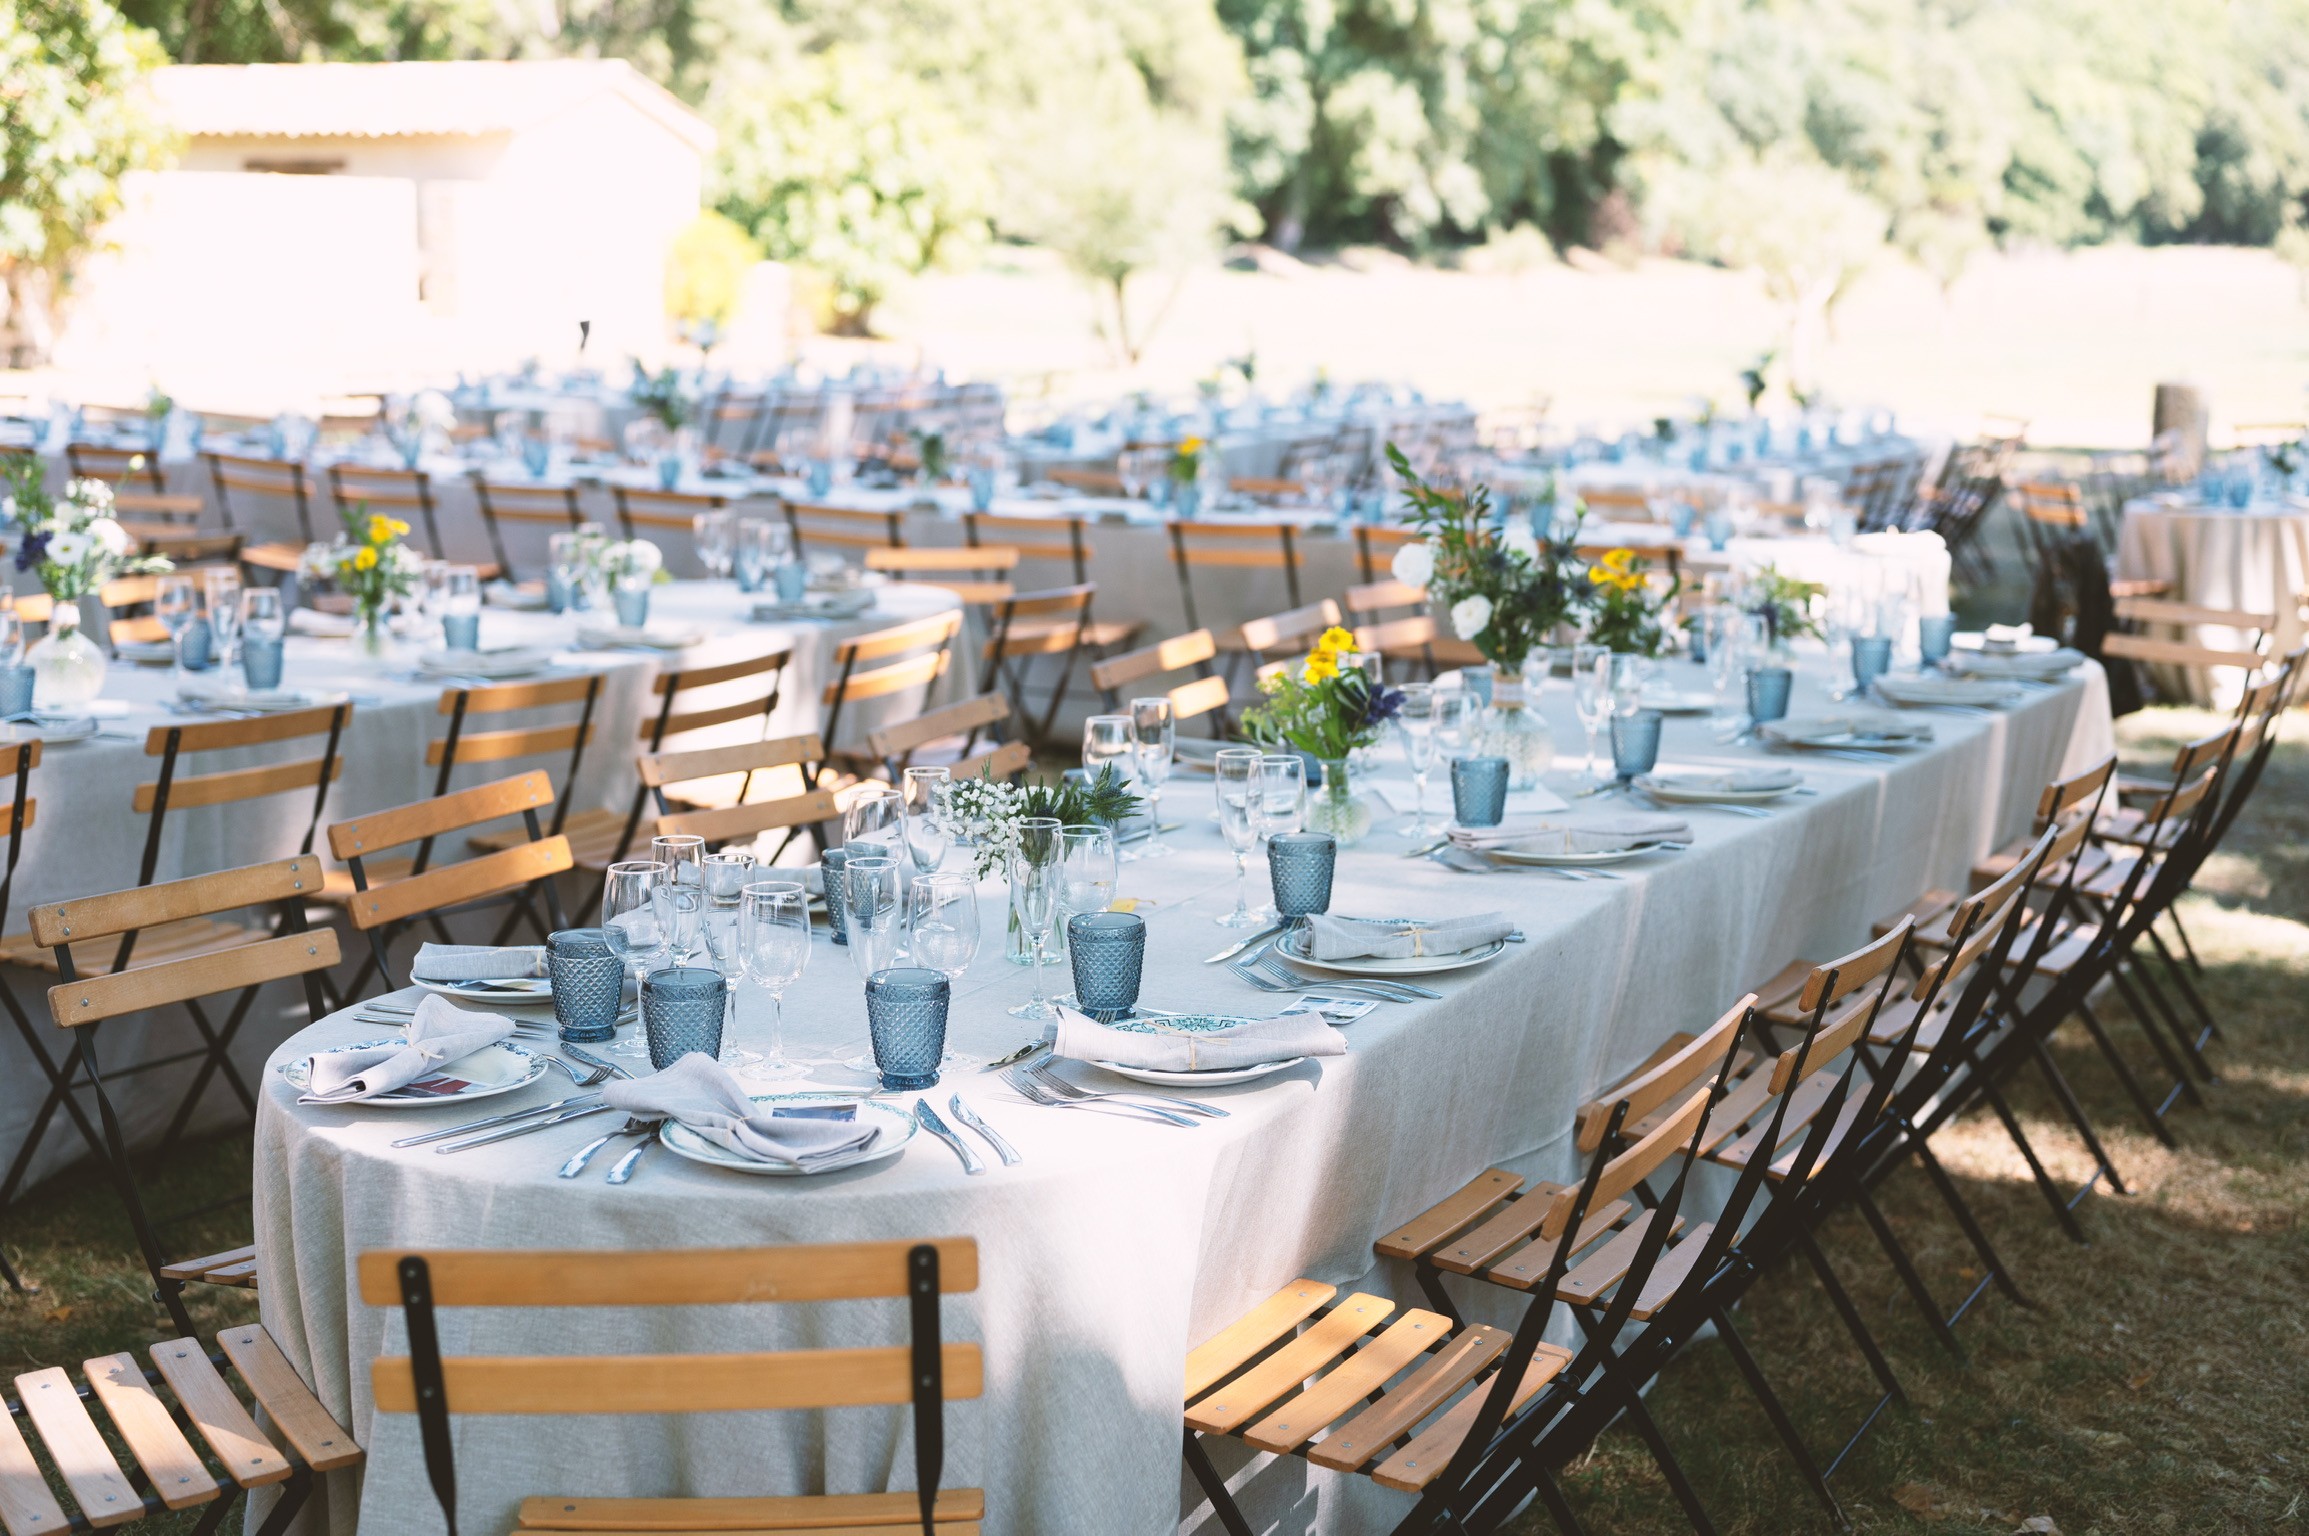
1307 757 1373 847
26 599 107 708
1473 667 1555 790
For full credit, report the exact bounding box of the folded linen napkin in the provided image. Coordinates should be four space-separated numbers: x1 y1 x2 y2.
1447 814 1691 855
576 624 704 651
752 592 874 622
1052 1007 1344 1072
287 609 354 638
416 647 551 677
1945 648 2086 681
300 995 516 1104
1638 767 1800 794
1757 713 1932 746
412 943 546 982
600 1054 878 1169
1872 675 2020 708
1302 912 1516 961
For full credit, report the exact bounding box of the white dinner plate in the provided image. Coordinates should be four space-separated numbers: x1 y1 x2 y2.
414 976 555 1004
116 641 177 665
655 1094 914 1176
278 1038 548 1106
1484 840 1672 867
417 647 551 679
1274 925 1508 976
15 715 101 744
1637 688 1716 715
1090 1057 1306 1087
1634 771 1801 805
1758 714 1933 751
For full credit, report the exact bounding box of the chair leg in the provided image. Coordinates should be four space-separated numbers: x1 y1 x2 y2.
1596 1369 1720 1536
1799 1232 1908 1407
157 990 264 1155
2071 999 2183 1143
1181 1429 1257 1536
2025 1038 2127 1197
1903 1132 2032 1309
2118 957 2215 1086
1849 1188 1964 1361
1976 1074 2092 1242
2142 928 2222 1056
1710 1307 1850 1532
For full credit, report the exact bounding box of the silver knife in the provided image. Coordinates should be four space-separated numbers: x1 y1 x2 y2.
912 1099 984 1175
946 1095 1020 1166
436 1101 613 1153
392 1093 602 1147
605 1130 660 1184
1204 922 1286 964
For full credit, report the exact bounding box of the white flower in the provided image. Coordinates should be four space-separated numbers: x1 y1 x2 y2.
89 518 131 556
1500 521 1539 563
604 538 663 579
413 390 458 432
1450 593 1494 640
1391 539 1437 590
46 530 91 566
0 497 15 525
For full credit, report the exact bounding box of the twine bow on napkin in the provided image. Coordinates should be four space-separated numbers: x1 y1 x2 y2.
1300 912 1514 961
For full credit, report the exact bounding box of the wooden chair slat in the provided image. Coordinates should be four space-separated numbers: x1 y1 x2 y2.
81 1354 218 1509
950 740 1031 782
655 791 838 847
130 756 339 814
818 651 948 707
834 613 963 666
0 1377 71 1536
867 696 1008 762
1367 1347 1573 1493
11 1367 139 1527
1345 579 1427 614
1091 629 1217 692
2101 634 2267 672
157 1246 256 1283
135 702 348 754
425 724 589 768
1448 1195 1633 1283
2113 597 2276 630
650 649 792 695
1159 674 1225 724
516 1489 986 1530
1552 1208 1678 1303
655 697 784 739
1183 1294 1393 1434
1543 1087 1709 1241
1239 1309 1452 1455
358 1241 980 1308
1372 1168 1522 1260
1177 548 1295 570
1800 914 1915 1012
214 1328 361 1472
1303 1325 1511 1474
1711 1069 1842 1170
48 928 342 1028
329 771 556 858
864 546 1019 573
342 837 572 931
639 735 824 790
145 1339 294 1489
373 1345 981 1416
439 675 605 714
1183 1279 1335 1402
29 856 323 948
1238 600 1343 655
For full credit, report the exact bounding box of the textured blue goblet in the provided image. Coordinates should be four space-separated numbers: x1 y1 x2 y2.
1851 635 1893 691
1918 614 1956 666
1067 911 1146 1019
820 848 849 946
1449 757 1510 827
547 928 624 1043
239 638 284 691
1747 666 1793 723
865 966 949 1091
441 613 480 651
640 965 726 1069
1266 832 1338 919
1611 710 1664 781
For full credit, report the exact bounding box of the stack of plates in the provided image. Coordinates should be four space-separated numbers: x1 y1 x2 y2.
1758 713 1933 750
1872 674 2023 709
752 592 875 622
575 625 704 651
1944 648 2087 682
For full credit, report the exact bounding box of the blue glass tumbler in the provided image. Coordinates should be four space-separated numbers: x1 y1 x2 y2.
1067 911 1146 1020
1851 635 1893 691
240 637 285 691
640 965 726 1069
1449 757 1510 827
442 612 480 651
0 666 33 718
1918 614 1957 667
1266 833 1337 920
1610 710 1664 781
820 849 849 946
1747 666 1794 723
865 966 949 1091
548 928 624 1043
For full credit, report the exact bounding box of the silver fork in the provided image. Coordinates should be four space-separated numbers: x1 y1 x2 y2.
542 1054 617 1088
1003 1066 1198 1126
558 1116 659 1177
1245 952 1439 1001
1230 961 1407 1003
1026 1056 1229 1118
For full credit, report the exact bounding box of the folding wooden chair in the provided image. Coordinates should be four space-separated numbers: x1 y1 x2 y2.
864 544 1018 604
701 385 768 458
1169 519 1303 637
611 484 726 539
1237 599 1343 671
472 474 582 578
1345 578 1426 623
1090 630 1232 737
977 583 1098 746
817 612 963 783
0 1317 360 1536
364 1241 981 1536
328 773 573 995
66 441 208 531
641 734 838 860
866 694 1029 785
961 512 1141 653
783 500 904 557
139 531 245 566
29 858 339 1330
203 450 314 577
329 464 457 565
0 740 85 1244
2100 595 2275 701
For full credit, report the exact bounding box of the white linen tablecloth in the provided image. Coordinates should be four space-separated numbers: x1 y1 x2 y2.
252 652 2112 1536
2117 496 2309 704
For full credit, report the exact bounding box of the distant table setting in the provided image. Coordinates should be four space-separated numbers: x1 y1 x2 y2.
251 627 2113 1536
2118 492 2309 702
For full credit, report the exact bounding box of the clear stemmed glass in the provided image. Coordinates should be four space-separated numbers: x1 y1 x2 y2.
1395 682 1439 834
0 610 22 676
601 859 666 1055
699 851 756 1066
1704 603 1746 732
1129 696 1176 857
1573 645 1613 783
901 766 951 877
1608 653 1650 720
1083 713 1138 853
1007 817 1064 1018
240 587 284 649
737 881 810 1081
202 567 243 666
1253 755 1305 922
1213 748 1264 927
1059 823 1119 932
1433 685 1470 762
842 855 903 980
907 873 981 985
649 834 706 962
692 510 736 580
842 782 906 866
155 574 198 669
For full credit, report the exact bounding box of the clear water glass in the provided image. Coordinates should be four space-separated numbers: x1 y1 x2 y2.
1083 714 1137 856
1059 823 1119 928
843 855 903 982
202 567 243 663
1130 696 1176 857
648 835 706 962
1008 817 1064 1018
842 782 906 866
1396 683 1438 834
0 610 23 671
699 851 755 1063
1607 653 1650 718
692 509 736 579
155 573 198 651
1213 748 1264 927
738 881 809 1080
906 873 980 982
902 766 951 876
1432 686 1471 758
601 860 667 981
1573 646 1614 783
240 586 284 647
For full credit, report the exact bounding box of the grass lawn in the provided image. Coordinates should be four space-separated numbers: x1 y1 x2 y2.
2 707 2302 1535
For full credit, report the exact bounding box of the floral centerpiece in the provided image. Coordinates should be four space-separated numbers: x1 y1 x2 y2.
628 364 697 488
1584 547 1681 657
629 363 693 431
1746 564 1826 650
945 765 1142 961
299 506 420 656
1169 436 1213 516
1 459 172 704
911 429 951 484
1240 625 1404 844
594 538 666 627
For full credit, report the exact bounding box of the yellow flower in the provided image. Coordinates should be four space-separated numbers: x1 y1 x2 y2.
1178 436 1204 456
1302 649 1340 684
352 546 379 571
1601 547 1636 574
1317 625 1355 655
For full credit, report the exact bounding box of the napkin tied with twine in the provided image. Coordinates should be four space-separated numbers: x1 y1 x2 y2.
412 944 546 982
1447 814 1689 855
601 1054 877 1169
1052 1006 1343 1072
301 995 515 1103
1302 912 1514 961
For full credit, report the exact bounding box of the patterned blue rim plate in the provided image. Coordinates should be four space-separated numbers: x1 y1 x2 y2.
277 1038 547 1106
1274 926 1509 975
655 1093 915 1177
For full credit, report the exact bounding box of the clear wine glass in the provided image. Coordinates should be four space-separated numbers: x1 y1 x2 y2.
1059 823 1119 931
155 574 198 669
1608 653 1650 718
692 509 736 580
1395 683 1438 834
907 873 980 984
202 567 243 665
842 855 902 982
1213 748 1264 927
1129 696 1176 858
1573 645 1613 784
601 859 666 1055
1007 817 1064 1017
649 834 706 962
699 851 756 1066
0 609 23 675
842 783 906 866
901 766 951 876
240 587 284 646
737 880 809 1081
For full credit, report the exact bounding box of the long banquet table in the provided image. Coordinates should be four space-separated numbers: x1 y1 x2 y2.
0 582 965 1193
2117 494 2309 704
253 649 2114 1536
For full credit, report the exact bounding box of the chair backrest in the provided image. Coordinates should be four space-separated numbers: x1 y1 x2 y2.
1574 993 1752 1153
979 583 1096 714
0 740 38 935
1344 579 1426 617
1354 523 1422 584
472 475 583 575
784 500 904 554
639 733 836 849
429 675 604 836
133 703 353 891
1169 521 1303 627
1043 466 1122 497
865 544 1019 605
818 612 964 762
361 1240 981 1536
1238 598 1344 660
1090 629 1230 730
326 772 573 943
964 511 1091 582
612 484 726 537
331 465 443 555
867 693 1011 776
205 451 314 541
64 441 165 493
641 645 795 750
